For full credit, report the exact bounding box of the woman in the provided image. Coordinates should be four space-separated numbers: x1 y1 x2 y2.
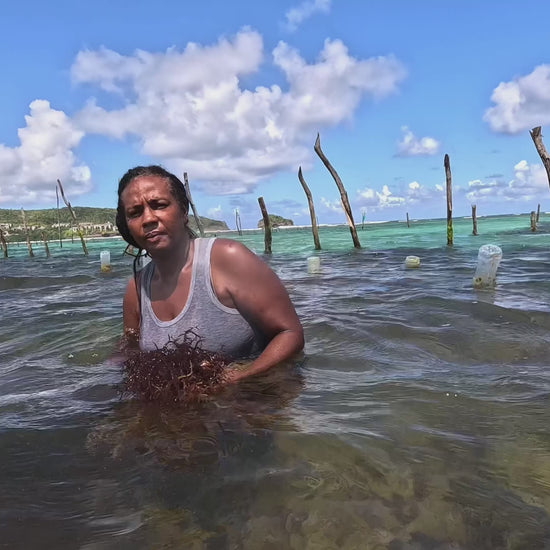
116 165 304 383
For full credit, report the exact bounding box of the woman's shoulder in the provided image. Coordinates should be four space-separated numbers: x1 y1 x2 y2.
211 238 259 270
211 237 251 256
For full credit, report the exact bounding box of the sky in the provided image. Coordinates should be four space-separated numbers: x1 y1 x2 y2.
1 0 550 229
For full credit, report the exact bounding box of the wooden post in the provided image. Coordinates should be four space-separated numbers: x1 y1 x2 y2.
314 133 361 248
0 228 8 258
42 231 50 258
406 212 410 228
298 167 321 250
530 127 550 189
257 197 272 254
472 204 478 236
444 154 453 246
536 203 541 223
235 208 242 236
56 185 62 248
183 172 205 237
20 208 34 257
57 179 88 255
530 211 537 232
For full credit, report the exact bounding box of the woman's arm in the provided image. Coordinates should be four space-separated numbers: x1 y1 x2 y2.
211 239 304 382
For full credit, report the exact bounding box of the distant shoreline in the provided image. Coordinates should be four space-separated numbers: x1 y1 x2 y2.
5 211 545 245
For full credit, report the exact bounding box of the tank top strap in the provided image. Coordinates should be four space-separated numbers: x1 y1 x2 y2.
193 238 215 289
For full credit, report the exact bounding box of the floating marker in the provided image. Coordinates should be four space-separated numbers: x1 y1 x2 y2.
307 256 321 274
100 250 112 273
405 255 420 268
473 244 502 288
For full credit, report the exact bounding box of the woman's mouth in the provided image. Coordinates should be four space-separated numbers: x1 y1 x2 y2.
144 231 163 242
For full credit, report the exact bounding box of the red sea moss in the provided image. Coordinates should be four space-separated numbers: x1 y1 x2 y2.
121 331 231 403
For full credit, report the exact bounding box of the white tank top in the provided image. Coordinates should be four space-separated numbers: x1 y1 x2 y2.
139 238 265 359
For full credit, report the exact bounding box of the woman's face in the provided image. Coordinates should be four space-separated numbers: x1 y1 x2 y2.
121 175 189 254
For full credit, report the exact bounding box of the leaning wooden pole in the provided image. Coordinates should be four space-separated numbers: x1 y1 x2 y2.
56 179 88 256
406 212 410 228
235 208 242 236
183 172 205 237
472 204 478 236
257 197 272 254
0 228 8 258
298 166 321 250
56 185 62 248
20 208 34 257
530 126 550 189
42 231 51 258
314 133 361 248
536 203 541 223
444 154 453 246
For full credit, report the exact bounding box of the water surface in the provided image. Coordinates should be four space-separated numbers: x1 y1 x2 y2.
1 215 550 549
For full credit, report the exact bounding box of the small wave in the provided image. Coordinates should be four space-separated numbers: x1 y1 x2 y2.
0 275 94 291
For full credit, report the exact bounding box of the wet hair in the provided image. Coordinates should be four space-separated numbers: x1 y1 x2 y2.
116 165 191 249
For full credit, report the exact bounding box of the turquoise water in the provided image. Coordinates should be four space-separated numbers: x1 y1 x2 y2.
1 214 550 548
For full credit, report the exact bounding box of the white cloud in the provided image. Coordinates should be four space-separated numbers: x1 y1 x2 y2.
73 29 406 195
356 180 444 212
207 205 223 219
465 160 548 203
397 126 440 156
483 64 550 134
284 0 331 32
357 184 405 210
406 180 444 203
320 196 342 213
0 100 91 205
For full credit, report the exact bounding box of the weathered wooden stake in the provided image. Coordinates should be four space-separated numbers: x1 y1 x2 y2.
20 208 34 257
472 204 478 236
0 228 8 258
42 231 50 258
444 154 453 246
257 197 272 254
298 166 321 250
314 133 361 248
406 212 410 228
536 203 541 223
530 127 550 189
57 179 88 255
56 185 62 248
183 172 205 237
235 209 242 236
530 211 537 232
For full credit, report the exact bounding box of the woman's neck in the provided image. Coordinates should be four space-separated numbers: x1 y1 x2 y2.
151 237 194 280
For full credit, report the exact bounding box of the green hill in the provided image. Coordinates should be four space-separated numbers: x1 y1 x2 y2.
257 214 294 228
0 207 228 241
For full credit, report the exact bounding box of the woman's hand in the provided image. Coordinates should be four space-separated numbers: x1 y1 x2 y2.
222 361 254 384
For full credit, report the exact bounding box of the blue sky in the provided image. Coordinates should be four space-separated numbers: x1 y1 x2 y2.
1 0 550 229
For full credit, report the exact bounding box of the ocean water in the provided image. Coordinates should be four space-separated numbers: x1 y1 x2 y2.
1 214 550 549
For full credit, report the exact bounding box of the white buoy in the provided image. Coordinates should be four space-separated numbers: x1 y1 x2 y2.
473 244 502 288
405 255 421 268
307 256 321 274
100 250 111 273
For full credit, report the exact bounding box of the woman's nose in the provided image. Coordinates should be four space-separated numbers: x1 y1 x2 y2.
141 206 157 225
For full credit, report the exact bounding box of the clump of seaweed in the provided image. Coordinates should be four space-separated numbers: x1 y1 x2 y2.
121 330 230 403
